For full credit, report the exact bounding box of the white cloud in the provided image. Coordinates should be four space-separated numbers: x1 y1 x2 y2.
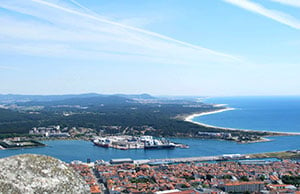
0 65 20 71
223 0 300 30
270 0 300 8
0 0 239 67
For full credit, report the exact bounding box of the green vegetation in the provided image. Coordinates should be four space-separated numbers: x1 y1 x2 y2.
282 175 300 187
0 133 42 140
259 175 265 181
206 174 214 181
0 94 272 141
248 151 300 160
223 175 233 179
240 176 249 182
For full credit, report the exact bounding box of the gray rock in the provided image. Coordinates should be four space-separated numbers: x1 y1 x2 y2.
0 154 90 194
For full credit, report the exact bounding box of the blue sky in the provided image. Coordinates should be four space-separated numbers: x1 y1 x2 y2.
0 0 299 96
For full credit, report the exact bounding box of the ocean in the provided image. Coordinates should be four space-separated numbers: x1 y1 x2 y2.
0 96 299 162
196 96 300 133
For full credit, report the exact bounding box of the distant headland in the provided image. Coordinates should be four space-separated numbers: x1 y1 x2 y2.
0 93 298 145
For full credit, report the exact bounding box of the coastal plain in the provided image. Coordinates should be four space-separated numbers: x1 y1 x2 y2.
0 94 276 144
1 94 300 163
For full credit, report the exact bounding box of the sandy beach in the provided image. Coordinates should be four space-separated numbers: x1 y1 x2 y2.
184 107 300 136
184 107 235 123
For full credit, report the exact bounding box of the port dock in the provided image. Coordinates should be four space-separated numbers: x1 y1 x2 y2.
93 135 188 150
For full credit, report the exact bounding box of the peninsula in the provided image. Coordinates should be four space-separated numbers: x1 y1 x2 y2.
0 93 296 144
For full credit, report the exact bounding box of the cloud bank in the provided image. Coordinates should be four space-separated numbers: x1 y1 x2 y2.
223 0 300 30
270 0 300 8
0 0 238 66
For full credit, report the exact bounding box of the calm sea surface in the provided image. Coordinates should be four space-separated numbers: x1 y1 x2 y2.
0 96 299 162
196 96 300 133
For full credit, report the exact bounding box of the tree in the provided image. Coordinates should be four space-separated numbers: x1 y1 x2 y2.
240 176 249 182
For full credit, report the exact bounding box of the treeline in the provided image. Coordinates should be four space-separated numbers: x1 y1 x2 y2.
282 175 300 187
0 102 213 134
0 96 268 137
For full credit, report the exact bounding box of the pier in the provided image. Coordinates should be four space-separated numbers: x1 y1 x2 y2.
133 154 245 165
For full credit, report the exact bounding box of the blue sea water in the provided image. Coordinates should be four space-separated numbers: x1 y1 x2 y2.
0 96 299 162
195 96 300 133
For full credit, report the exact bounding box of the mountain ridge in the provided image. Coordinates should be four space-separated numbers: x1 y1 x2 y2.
0 93 155 104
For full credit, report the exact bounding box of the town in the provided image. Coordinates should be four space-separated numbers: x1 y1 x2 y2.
70 158 300 194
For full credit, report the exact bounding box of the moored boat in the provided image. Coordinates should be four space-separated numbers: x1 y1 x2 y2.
144 144 176 149
144 139 176 149
93 138 110 148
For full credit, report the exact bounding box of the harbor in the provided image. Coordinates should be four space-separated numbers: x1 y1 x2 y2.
0 139 46 150
1 135 300 163
89 151 300 166
93 135 189 150
102 154 244 166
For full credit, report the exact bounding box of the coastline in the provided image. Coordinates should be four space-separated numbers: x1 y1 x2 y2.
184 107 235 123
184 107 300 136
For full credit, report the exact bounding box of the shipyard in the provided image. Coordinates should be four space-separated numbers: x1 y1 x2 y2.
93 135 189 150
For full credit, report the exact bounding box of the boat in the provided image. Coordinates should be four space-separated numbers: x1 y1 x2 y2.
174 143 189 149
144 139 175 149
93 138 110 148
144 144 176 149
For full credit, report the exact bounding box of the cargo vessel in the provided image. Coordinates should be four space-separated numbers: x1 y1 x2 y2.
93 138 109 148
144 144 176 149
144 139 175 149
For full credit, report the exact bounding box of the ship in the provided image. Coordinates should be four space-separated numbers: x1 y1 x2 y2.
144 139 175 149
144 144 176 149
93 138 110 148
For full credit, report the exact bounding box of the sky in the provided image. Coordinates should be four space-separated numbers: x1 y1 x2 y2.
0 0 299 96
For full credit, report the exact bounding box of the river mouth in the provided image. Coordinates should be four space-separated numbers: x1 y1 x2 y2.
0 136 299 163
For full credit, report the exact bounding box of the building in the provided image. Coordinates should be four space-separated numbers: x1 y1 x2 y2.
155 190 198 194
110 158 133 165
222 154 242 160
238 160 271 165
220 181 264 193
267 184 297 192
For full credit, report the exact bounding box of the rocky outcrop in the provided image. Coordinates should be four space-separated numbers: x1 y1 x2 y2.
0 154 89 194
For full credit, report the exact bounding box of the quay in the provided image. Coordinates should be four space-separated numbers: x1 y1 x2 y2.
149 155 222 163
148 153 244 163
0 139 46 150
104 154 245 165
93 150 300 165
